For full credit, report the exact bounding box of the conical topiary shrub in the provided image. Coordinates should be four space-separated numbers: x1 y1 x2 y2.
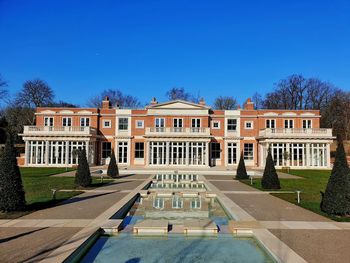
321 141 350 215
236 152 249 179
0 134 26 211
261 150 281 189
74 149 92 187
107 151 119 178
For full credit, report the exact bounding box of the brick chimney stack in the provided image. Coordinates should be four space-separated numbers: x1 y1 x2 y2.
102 96 111 109
199 98 206 106
243 98 254 110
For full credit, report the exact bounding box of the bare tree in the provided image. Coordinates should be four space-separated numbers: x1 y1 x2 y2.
87 89 141 108
50 100 78 108
252 92 264 109
15 79 54 108
0 74 8 102
213 96 238 110
322 90 350 140
165 87 199 102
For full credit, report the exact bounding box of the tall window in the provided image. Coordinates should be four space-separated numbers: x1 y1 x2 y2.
102 142 112 158
155 118 165 127
173 118 183 131
191 118 201 127
80 117 90 127
135 142 144 158
284 119 294 128
62 117 72 127
44 117 54 127
303 119 312 129
243 143 254 160
227 119 237 131
172 196 183 209
153 197 164 209
228 143 237 164
266 119 275 128
118 118 128 130
211 142 221 159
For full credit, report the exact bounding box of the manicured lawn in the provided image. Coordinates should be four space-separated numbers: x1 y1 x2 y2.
242 169 350 222
1 167 113 219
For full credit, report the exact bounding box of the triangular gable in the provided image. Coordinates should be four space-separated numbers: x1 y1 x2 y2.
147 100 210 110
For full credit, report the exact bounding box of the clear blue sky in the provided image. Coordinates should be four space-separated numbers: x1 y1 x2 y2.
1 0 350 107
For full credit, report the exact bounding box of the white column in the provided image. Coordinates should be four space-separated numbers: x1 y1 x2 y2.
29 142 33 164
306 143 310 167
25 141 29 165
145 141 149 166
166 141 170 166
205 142 209 166
326 143 331 167
85 141 89 164
186 142 190 165
65 141 69 165
127 139 131 166
45 141 49 165
286 143 290 166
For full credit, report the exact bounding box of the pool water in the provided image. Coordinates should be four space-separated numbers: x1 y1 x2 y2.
120 195 231 228
80 234 275 263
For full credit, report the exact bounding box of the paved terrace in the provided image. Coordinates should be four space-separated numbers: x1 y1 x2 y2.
0 172 349 263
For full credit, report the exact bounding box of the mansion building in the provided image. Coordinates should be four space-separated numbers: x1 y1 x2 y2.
19 97 334 169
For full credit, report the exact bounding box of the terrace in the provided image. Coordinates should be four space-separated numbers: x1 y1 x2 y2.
21 126 97 137
259 128 334 139
144 127 211 137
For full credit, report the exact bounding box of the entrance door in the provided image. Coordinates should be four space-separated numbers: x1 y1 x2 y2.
118 142 128 164
151 142 166 165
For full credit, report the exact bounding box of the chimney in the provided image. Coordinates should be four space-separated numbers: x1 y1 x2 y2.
199 98 206 106
236 104 241 110
150 97 158 105
102 96 111 109
243 98 254 110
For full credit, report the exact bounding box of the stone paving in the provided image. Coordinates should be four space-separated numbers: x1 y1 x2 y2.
204 176 350 263
0 174 147 263
0 171 349 263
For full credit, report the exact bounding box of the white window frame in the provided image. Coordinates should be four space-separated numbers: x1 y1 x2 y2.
266 119 276 129
191 118 201 128
173 118 183 128
227 119 237 131
243 143 254 161
302 119 312 129
172 196 183 209
284 119 294 129
155 118 165 128
44 116 54 127
118 117 129 131
244 121 253 129
191 198 201 209
80 117 90 127
212 120 220 129
103 119 112 128
62 117 72 127
153 197 164 209
135 120 144 129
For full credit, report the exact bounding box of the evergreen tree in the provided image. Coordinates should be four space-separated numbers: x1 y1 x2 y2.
261 150 281 189
107 151 119 178
0 134 26 211
74 149 92 187
321 142 350 215
236 152 249 179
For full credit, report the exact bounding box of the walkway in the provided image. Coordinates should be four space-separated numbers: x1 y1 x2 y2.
203 175 350 263
1 172 349 262
0 176 150 262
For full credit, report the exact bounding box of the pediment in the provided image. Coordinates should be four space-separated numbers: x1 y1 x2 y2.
147 100 210 110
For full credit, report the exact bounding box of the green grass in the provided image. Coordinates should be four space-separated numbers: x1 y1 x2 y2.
241 169 350 222
0 167 114 219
